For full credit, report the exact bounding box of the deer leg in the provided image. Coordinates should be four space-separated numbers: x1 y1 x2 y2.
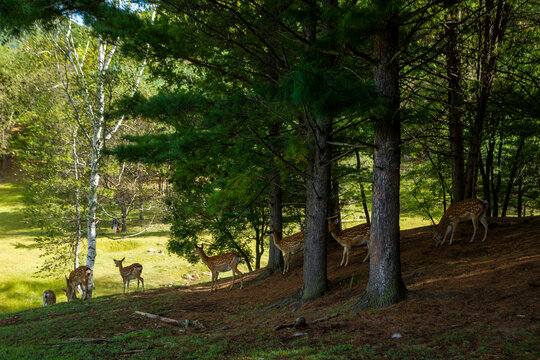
236 268 243 289
469 217 478 243
340 247 346 267
480 214 488 242
363 242 370 263
82 283 88 300
229 269 236 290
448 223 457 245
344 241 351 267
283 252 289 274
123 280 126 295
140 276 144 292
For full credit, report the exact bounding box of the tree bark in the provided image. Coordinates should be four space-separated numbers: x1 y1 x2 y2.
355 1 406 310
355 150 370 225
445 0 465 203
72 129 81 270
464 0 509 198
501 136 525 216
517 176 523 217
265 123 284 274
302 112 331 302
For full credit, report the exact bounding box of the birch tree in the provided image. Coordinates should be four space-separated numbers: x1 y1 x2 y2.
48 15 151 295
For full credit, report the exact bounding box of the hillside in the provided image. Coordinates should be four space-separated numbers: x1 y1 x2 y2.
1 216 538 359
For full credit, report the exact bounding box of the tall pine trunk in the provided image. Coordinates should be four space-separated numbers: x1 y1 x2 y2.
445 0 465 203
265 123 284 275
355 1 406 309
302 113 332 301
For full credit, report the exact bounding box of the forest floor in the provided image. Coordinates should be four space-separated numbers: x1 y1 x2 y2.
1 216 539 359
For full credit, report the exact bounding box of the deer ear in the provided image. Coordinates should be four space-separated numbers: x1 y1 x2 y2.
121 257 125 262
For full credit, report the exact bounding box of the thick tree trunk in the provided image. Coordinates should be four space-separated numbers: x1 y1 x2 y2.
445 0 465 203
355 2 406 309
501 137 525 216
265 124 284 274
330 178 341 231
302 113 332 302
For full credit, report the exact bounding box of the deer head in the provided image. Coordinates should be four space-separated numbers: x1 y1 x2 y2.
113 258 126 267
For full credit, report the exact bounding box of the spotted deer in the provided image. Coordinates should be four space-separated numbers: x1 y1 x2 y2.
42 289 56 306
113 258 144 294
193 244 243 292
328 220 370 266
64 265 92 301
432 198 489 247
268 230 304 274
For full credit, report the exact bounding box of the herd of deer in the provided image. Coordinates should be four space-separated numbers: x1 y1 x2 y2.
42 198 489 305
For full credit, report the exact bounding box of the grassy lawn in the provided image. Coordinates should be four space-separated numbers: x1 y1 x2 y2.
0 182 251 314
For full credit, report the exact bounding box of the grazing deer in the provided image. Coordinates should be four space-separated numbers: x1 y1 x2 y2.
268 230 304 274
193 244 243 292
432 198 489 247
113 258 144 294
64 265 92 302
42 289 56 306
328 220 370 266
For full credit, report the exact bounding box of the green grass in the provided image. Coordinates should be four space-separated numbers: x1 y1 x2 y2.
0 182 251 313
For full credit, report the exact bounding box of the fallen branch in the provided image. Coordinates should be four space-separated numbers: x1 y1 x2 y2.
313 313 340 324
134 311 204 329
41 338 113 346
274 316 306 331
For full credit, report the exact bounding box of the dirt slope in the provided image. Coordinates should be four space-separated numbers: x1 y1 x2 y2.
2 217 539 357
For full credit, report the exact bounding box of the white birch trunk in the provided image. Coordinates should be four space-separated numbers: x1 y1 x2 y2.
72 129 81 270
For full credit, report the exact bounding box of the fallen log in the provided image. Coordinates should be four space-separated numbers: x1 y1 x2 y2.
134 311 204 329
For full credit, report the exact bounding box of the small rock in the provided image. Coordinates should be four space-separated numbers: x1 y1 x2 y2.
292 332 307 337
392 333 403 339
158 250 164 254
147 248 156 252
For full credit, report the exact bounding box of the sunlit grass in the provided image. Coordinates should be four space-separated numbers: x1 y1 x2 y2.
0 182 257 313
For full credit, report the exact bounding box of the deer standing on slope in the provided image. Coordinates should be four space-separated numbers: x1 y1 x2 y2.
432 198 489 247
113 258 144 294
193 244 243 292
328 220 370 266
42 289 56 306
268 230 304 274
64 266 92 301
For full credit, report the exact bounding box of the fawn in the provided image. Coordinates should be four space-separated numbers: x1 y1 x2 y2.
193 244 243 292
42 289 56 306
113 258 144 294
64 266 92 301
432 198 489 247
328 220 370 266
268 230 304 274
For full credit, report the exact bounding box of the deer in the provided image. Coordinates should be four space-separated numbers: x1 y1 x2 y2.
113 258 144 294
327 220 370 266
432 198 489 247
42 289 56 306
268 230 304 274
193 244 243 292
64 265 92 302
